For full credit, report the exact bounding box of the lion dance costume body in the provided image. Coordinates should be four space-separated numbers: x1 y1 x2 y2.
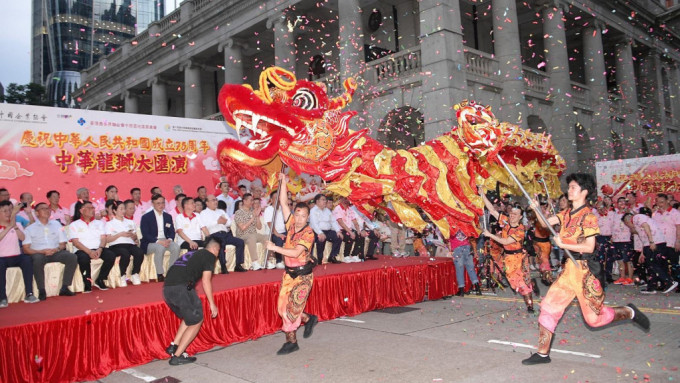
216 67 565 239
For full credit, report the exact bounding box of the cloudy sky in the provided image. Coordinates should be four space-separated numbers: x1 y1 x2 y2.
0 2 32 87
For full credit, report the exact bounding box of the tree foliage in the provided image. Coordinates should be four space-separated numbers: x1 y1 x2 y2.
1 83 49 105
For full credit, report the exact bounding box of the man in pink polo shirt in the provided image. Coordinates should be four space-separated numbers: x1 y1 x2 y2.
0 200 38 307
332 197 363 263
653 193 680 287
46 190 70 226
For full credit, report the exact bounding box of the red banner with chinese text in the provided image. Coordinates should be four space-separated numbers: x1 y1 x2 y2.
596 154 680 201
0 104 234 206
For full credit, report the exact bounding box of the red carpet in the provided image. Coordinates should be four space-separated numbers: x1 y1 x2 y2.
0 256 459 383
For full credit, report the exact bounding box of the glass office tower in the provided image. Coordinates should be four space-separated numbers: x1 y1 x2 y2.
31 0 165 107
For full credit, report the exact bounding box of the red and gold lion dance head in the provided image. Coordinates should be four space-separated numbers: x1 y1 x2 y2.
217 67 362 183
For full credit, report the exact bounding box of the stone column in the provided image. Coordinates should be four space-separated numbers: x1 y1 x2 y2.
638 49 668 155
615 38 639 155
491 0 527 127
543 1 577 174
670 62 680 127
337 0 364 82
181 60 203 119
148 76 168 116
219 39 244 85
123 91 138 114
267 14 296 73
419 0 469 140
583 22 610 160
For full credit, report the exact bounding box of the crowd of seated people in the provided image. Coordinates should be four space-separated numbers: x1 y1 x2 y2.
4 178 676 307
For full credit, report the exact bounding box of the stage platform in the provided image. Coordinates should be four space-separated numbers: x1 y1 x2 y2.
0 256 460 383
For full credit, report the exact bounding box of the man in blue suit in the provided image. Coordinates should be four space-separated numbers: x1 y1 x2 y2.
141 194 181 282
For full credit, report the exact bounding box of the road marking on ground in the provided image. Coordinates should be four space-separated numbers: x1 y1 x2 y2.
488 340 601 359
334 317 366 323
464 295 680 315
121 368 158 382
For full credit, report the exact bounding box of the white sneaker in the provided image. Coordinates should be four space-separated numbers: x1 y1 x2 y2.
401 252 410 257
662 281 679 294
529 264 537 271
251 261 262 271
342 257 353 263
130 274 141 285
392 252 402 258
0 299 7 308
266 260 276 270
275 262 285 269
351 256 361 263
119 277 128 288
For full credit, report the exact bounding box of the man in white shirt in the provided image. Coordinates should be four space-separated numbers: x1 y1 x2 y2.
166 185 184 214
22 202 78 300
593 201 615 284
169 194 186 223
175 198 210 250
332 197 363 263
264 190 287 268
350 205 380 261
309 194 342 264
200 195 246 273
69 187 103 219
216 182 236 217
612 197 634 285
68 201 116 292
627 208 677 294
652 193 680 284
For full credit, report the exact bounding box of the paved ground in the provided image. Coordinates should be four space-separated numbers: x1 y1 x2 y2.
90 283 680 383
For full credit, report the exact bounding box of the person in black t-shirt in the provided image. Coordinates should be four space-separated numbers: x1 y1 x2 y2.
163 235 222 365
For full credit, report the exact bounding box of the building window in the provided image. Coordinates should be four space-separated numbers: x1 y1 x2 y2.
308 55 325 80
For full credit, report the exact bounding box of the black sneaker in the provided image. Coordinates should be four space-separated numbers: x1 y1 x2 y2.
83 282 92 293
93 279 108 291
234 264 248 272
38 289 47 301
627 303 650 331
328 258 341 264
276 342 299 355
522 353 551 365
59 287 76 297
168 353 196 365
303 314 318 339
166 343 178 356
157 274 165 282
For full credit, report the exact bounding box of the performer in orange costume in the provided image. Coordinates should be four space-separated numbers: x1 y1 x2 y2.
522 173 650 365
481 189 537 312
266 173 319 355
533 200 554 285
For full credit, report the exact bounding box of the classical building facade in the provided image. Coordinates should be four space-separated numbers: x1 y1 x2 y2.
74 0 680 175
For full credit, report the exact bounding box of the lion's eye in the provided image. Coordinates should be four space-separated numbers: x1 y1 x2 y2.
292 88 317 110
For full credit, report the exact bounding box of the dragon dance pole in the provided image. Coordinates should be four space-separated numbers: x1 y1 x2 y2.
496 157 579 267
539 177 556 215
266 164 287 259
